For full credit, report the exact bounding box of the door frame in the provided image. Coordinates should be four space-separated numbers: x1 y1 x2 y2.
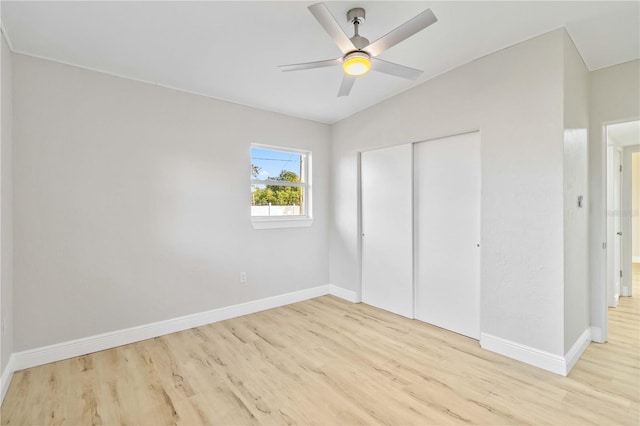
356 152 363 303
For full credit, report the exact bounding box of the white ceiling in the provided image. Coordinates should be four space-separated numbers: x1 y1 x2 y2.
1 1 639 124
608 120 640 147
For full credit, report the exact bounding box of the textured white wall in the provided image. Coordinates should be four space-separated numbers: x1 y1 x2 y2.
588 60 640 341
562 32 590 353
0 32 14 375
12 54 330 351
331 30 566 355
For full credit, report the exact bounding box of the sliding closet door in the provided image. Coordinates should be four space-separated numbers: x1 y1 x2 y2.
414 132 480 339
361 144 413 318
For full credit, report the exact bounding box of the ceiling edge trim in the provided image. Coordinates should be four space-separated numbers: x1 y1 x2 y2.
588 57 640 73
9 48 332 126
0 20 15 51
562 27 590 71
334 27 563 125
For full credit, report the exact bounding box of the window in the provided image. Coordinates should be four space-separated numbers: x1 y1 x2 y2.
251 144 312 229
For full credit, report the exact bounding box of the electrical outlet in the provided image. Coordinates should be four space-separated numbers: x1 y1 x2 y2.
239 272 247 283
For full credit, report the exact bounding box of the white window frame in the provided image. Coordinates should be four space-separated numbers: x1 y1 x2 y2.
251 144 313 229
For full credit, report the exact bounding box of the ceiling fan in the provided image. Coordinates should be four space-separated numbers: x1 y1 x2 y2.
279 3 438 97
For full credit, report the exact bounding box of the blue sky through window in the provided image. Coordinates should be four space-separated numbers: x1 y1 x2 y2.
251 147 302 181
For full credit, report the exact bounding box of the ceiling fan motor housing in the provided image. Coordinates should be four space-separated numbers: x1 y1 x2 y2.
350 34 370 50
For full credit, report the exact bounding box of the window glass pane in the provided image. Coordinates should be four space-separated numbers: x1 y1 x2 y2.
251 184 305 217
251 146 308 218
251 147 303 182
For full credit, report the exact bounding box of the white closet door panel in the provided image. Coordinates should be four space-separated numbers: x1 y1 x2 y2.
361 144 413 318
415 132 480 339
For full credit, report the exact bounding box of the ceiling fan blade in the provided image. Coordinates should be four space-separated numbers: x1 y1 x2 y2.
308 3 356 54
279 58 341 72
365 9 437 57
371 58 423 80
338 75 356 97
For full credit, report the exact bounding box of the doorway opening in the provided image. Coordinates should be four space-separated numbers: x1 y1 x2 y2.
605 120 640 309
631 150 640 296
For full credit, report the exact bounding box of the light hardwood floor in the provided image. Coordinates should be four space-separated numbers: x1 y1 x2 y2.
2 278 639 425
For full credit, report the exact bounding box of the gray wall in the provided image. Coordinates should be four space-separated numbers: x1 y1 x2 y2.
331 30 567 355
588 59 640 341
562 32 590 352
1 32 14 374
12 54 331 351
6 26 639 362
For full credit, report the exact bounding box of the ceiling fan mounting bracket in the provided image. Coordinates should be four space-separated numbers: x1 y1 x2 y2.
347 7 366 24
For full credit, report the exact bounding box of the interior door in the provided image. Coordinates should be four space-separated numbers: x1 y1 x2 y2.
607 145 623 307
361 144 413 318
614 147 622 302
414 132 481 339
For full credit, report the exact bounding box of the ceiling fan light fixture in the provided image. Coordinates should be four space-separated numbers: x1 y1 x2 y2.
343 51 371 76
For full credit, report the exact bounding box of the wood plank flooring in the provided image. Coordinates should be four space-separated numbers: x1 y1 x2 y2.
2 277 639 425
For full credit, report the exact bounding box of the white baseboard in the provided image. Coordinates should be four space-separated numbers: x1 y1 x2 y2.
481 333 567 376
1 354 16 403
632 257 640 263
481 329 591 376
328 284 359 303
0 283 352 405
11 285 334 375
590 326 604 343
564 328 592 374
